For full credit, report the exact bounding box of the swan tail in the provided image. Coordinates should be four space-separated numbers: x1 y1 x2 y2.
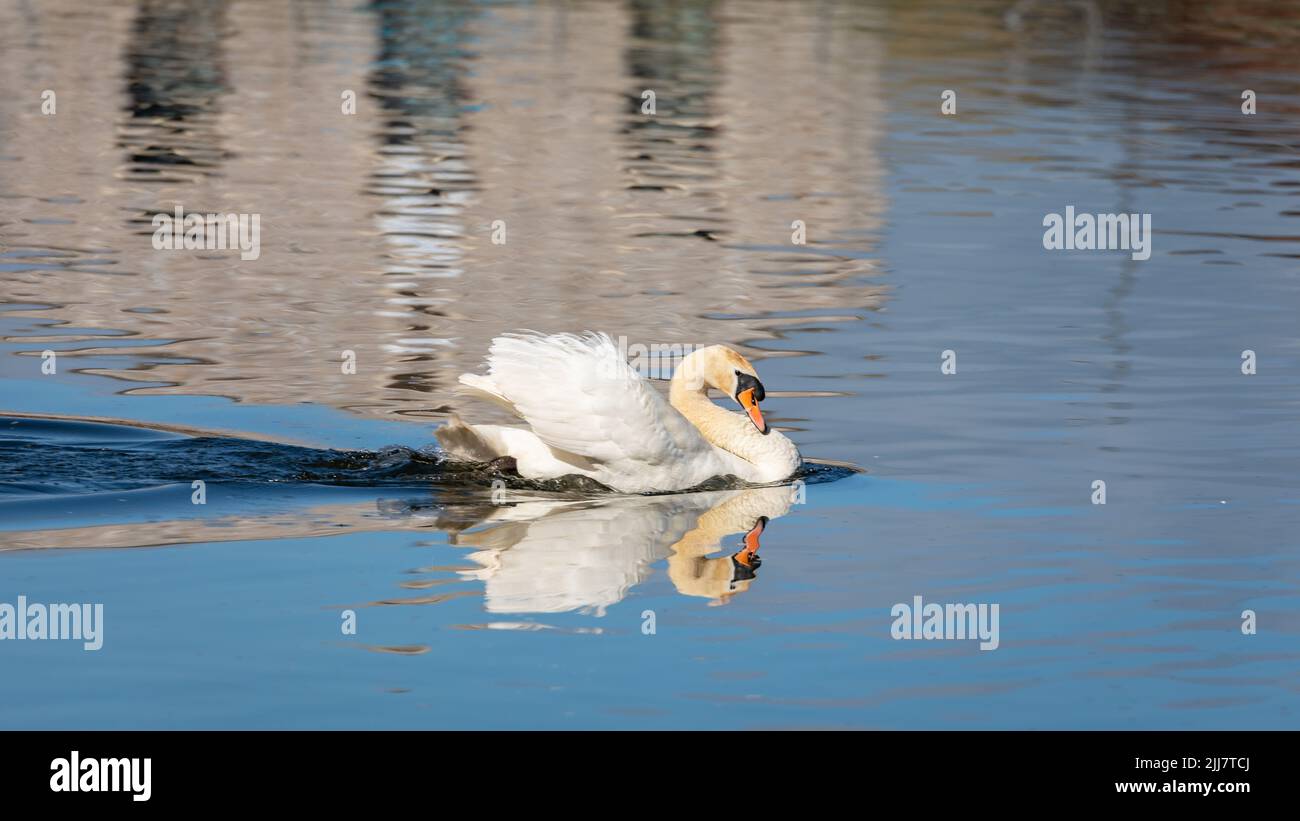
435 414 504 463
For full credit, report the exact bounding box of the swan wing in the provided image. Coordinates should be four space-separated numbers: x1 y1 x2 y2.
470 331 713 468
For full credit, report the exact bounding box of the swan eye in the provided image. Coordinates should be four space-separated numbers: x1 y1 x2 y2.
734 371 765 402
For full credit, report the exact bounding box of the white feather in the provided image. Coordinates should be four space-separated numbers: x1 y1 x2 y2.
438 332 800 493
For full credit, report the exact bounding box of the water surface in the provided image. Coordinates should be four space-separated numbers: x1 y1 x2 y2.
1 0 1298 729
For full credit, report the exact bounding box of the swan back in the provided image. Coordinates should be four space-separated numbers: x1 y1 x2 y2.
461 332 726 491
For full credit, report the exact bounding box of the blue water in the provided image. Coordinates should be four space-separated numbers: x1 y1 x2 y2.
1 0 1298 728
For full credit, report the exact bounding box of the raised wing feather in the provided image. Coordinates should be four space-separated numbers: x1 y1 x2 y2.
476 332 713 468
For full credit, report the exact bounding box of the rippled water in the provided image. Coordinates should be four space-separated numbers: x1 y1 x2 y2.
1 0 1298 728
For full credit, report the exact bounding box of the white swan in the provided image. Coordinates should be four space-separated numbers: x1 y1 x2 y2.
435 332 802 493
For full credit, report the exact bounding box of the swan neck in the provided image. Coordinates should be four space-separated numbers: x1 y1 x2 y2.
669 374 799 481
669 382 755 455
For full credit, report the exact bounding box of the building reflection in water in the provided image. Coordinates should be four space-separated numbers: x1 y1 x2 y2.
0 0 888 423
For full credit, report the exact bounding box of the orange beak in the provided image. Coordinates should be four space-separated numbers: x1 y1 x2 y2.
735 516 767 567
744 516 766 554
737 387 769 435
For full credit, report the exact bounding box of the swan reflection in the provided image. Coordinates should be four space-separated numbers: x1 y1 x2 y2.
429 484 800 615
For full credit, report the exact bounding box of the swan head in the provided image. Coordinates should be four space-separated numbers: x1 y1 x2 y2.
677 344 770 435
